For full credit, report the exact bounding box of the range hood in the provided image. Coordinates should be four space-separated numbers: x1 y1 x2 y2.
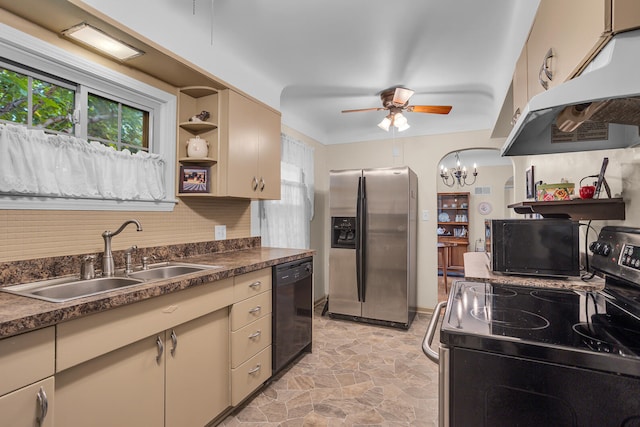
502 29 640 156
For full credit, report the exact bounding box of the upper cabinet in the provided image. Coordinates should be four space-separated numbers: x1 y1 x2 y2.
501 0 640 136
526 0 609 98
219 90 281 200
177 88 281 200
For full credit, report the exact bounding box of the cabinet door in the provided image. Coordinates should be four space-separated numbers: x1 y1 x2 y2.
227 90 261 198
0 377 54 427
165 309 230 427
256 106 281 200
512 48 528 124
55 335 164 427
527 0 607 97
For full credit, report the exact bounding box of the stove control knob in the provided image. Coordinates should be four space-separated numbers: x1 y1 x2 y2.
589 241 599 253
601 244 612 256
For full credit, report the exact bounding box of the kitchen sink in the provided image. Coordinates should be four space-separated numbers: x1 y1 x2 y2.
126 262 218 281
1 276 144 303
1 262 220 303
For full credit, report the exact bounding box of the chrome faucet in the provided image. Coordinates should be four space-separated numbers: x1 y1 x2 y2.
102 220 143 277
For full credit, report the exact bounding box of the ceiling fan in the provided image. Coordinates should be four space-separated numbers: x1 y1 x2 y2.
342 87 452 132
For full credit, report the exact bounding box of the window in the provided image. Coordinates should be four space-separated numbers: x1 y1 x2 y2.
88 93 149 152
0 24 177 211
0 64 76 134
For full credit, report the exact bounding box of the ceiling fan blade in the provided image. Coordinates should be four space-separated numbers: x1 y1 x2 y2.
408 105 453 114
341 107 385 113
392 88 415 105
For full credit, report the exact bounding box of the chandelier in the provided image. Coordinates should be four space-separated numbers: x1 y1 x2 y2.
440 152 478 187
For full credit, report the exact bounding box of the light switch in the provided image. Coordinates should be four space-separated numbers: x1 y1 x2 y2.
422 210 429 221
214 225 226 240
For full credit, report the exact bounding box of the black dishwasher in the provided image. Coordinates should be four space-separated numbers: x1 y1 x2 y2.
272 257 313 374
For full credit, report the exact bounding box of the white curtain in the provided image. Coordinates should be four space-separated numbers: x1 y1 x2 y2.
258 134 314 249
0 123 166 200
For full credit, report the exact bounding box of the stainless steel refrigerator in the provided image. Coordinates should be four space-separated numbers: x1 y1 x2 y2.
328 166 417 329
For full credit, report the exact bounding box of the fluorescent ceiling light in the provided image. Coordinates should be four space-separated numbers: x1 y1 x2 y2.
62 23 144 61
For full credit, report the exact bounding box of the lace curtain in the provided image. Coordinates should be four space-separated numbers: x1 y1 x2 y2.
0 124 166 201
257 134 314 249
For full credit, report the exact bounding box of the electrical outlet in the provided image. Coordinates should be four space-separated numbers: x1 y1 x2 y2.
214 225 226 240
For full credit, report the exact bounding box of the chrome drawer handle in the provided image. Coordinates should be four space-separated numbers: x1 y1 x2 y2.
249 281 261 289
248 363 261 375
36 386 48 426
156 336 164 364
259 177 265 191
248 306 261 314
170 329 178 357
538 48 554 90
248 330 262 339
252 176 259 191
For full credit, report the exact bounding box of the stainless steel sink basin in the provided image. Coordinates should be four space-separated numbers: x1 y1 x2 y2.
2 276 144 303
1 262 220 303
127 263 216 281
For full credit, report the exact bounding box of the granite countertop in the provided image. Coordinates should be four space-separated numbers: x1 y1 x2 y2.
463 252 605 291
0 247 314 339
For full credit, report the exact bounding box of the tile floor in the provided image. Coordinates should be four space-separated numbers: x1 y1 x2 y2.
221 304 439 426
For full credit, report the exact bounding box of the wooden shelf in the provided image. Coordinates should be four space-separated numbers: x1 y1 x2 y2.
179 157 217 165
179 121 218 134
180 86 218 98
508 198 625 220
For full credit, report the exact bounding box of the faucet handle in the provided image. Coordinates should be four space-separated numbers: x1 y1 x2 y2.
141 256 150 270
80 255 96 280
125 246 138 274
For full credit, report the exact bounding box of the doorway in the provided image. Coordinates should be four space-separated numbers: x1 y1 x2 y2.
436 149 514 301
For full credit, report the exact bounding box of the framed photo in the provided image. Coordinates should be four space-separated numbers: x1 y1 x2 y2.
526 166 535 199
179 166 210 193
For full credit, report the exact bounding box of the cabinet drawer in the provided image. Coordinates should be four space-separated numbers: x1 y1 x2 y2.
233 268 272 302
0 327 55 396
57 278 233 372
231 345 271 406
230 314 271 368
0 377 54 427
230 290 272 331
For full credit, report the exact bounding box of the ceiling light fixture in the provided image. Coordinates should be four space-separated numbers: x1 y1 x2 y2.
440 152 478 187
62 23 144 61
378 109 410 133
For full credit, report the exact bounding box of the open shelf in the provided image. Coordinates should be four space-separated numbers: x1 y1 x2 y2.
508 198 625 220
178 157 217 165
179 121 218 134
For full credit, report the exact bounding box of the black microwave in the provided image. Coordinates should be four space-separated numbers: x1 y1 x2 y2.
485 219 580 277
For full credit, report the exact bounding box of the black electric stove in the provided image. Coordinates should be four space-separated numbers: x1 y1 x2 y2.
425 226 640 427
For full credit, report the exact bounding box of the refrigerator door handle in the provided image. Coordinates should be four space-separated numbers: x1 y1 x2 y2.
355 176 363 302
360 176 367 302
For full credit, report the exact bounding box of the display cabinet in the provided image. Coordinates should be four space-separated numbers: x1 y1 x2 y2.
437 192 470 272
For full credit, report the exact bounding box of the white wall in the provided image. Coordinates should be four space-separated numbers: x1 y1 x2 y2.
511 146 640 254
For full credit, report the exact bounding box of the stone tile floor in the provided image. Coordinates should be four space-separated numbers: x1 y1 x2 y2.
221 305 439 426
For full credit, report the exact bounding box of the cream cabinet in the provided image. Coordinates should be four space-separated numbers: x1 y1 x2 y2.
165 309 229 427
0 327 55 427
511 48 528 126
219 89 281 200
56 309 230 427
55 279 234 427
230 268 273 405
56 334 165 427
526 0 640 98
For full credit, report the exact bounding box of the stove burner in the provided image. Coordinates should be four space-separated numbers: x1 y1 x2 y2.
466 285 517 298
530 289 580 305
471 307 550 330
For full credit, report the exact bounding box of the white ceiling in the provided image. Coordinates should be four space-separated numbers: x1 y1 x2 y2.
83 0 540 145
